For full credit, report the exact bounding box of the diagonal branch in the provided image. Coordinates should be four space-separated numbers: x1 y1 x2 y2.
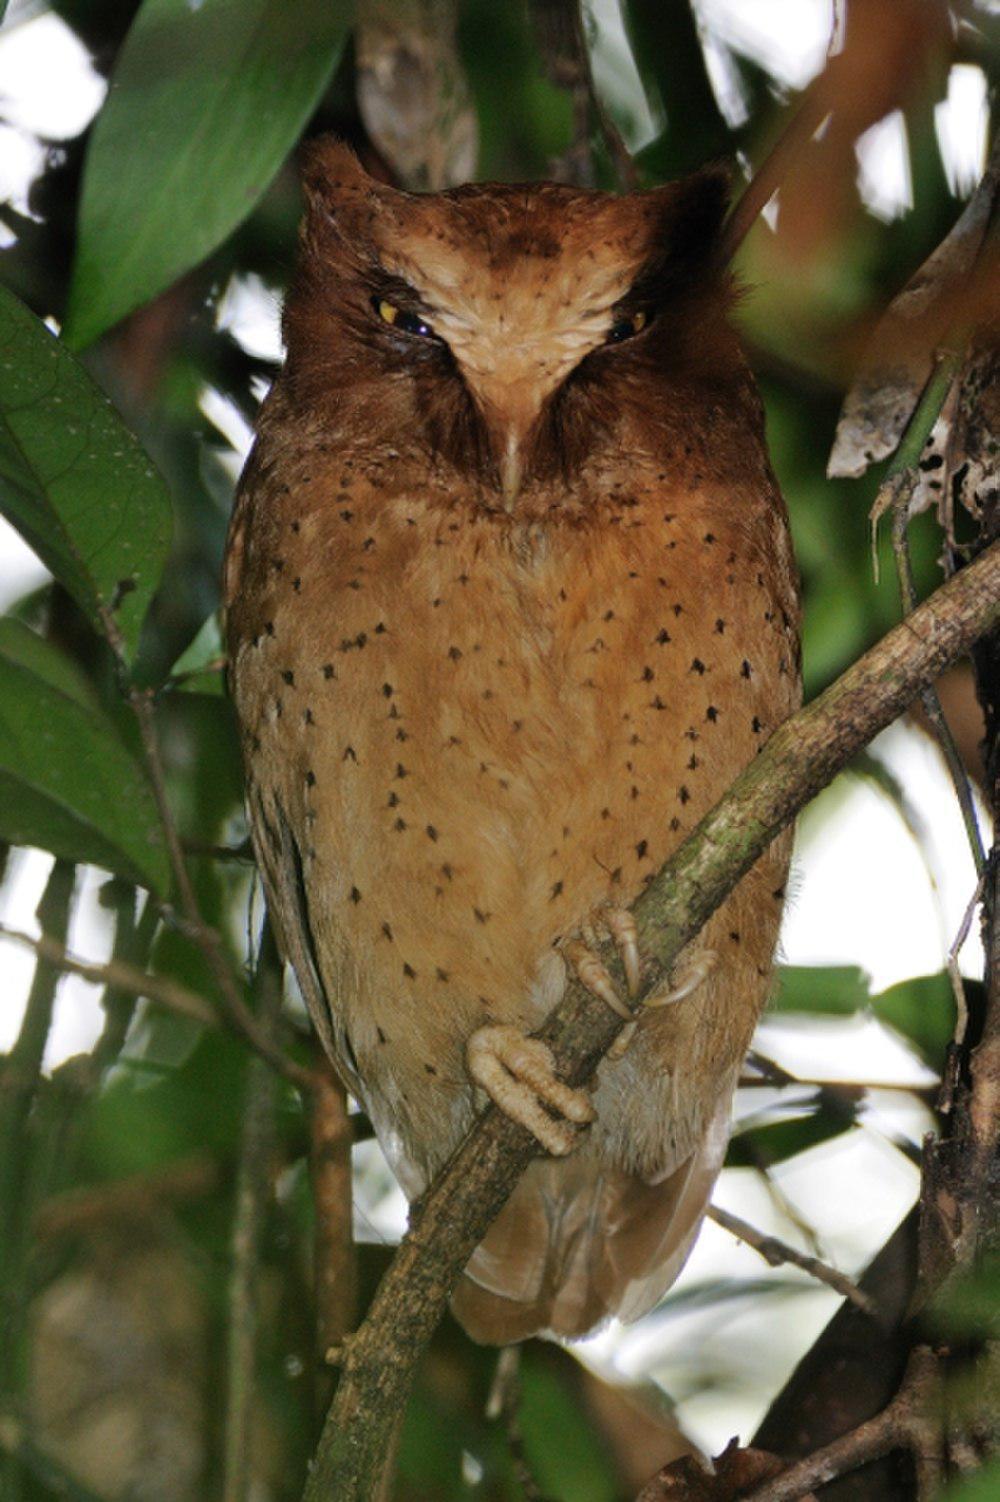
706 1204 875 1315
742 1346 942 1502
303 541 1000 1501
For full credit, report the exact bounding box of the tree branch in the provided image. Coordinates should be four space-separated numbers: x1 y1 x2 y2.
223 921 283 1502
0 922 314 1093
742 1347 942 1502
311 1054 357 1394
706 1205 875 1316
302 542 1000 1502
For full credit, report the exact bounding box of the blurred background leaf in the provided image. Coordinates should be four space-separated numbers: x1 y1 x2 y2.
64 0 351 348
0 619 169 891
0 284 172 662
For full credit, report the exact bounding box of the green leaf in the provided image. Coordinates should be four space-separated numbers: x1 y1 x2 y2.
727 1110 854 1168
64 0 350 348
771 964 871 1016
169 611 226 695
0 618 170 893
519 1354 618 1502
941 1460 1000 1502
0 285 172 664
872 973 953 1067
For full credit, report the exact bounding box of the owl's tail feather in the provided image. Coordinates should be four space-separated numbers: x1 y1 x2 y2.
450 1100 730 1345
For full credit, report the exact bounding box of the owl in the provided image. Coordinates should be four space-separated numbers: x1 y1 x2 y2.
223 138 800 1344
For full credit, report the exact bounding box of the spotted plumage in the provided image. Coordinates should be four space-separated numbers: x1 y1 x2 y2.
224 139 800 1342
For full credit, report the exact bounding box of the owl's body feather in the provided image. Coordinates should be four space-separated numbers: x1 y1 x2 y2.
224 142 800 1342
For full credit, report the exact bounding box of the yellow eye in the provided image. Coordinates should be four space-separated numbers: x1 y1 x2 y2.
607 309 649 344
373 297 436 339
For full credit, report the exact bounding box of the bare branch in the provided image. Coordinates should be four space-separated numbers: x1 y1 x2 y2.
528 0 637 190
706 1204 876 1315
34 1153 220 1240
223 922 283 1502
0 922 313 1092
311 1054 357 1381
0 922 220 1028
742 1347 941 1502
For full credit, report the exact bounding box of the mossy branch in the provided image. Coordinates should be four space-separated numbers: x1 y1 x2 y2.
303 542 1000 1502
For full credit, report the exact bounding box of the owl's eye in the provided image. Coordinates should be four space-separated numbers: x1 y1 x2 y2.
606 310 649 345
373 297 437 340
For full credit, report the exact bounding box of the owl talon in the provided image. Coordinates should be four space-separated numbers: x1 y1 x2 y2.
646 947 719 1007
607 1020 637 1061
466 1024 595 1157
604 906 641 997
563 939 632 1020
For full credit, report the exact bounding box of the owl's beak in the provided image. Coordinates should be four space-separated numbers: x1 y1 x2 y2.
476 381 540 509
499 430 524 511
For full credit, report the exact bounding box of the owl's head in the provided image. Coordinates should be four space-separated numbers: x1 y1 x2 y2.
284 138 739 509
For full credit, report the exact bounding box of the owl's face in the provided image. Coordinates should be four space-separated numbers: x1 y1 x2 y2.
284 139 736 507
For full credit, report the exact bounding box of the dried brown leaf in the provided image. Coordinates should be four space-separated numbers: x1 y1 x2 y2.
949 332 1000 528
635 1440 819 1501
828 139 1000 480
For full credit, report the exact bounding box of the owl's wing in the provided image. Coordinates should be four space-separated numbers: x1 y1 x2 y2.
246 783 363 1099
450 1092 732 1343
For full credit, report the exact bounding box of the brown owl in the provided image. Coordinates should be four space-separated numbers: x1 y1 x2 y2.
223 138 800 1344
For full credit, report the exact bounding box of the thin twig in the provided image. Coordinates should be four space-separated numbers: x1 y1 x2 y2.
0 859 75 1502
302 541 1000 1502
882 352 987 878
0 922 219 1027
311 1052 357 1390
181 838 256 864
89 880 146 1070
223 920 283 1502
127 686 308 1084
528 0 636 191
0 922 313 1091
707 1204 876 1315
34 1153 219 1240
721 90 828 260
943 876 984 1111
486 1347 556 1502
738 1072 936 1098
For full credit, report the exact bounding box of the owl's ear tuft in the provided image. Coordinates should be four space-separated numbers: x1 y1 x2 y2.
299 136 375 215
661 164 732 265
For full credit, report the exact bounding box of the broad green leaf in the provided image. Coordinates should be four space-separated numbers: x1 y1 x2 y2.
727 1109 854 1168
520 1355 618 1502
0 618 170 893
0 285 172 663
873 973 953 1067
64 0 350 348
771 964 871 1016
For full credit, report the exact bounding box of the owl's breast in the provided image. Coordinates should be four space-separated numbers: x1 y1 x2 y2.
228 458 799 1180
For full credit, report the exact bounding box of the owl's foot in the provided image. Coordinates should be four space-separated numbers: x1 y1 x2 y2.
562 904 643 1023
563 939 632 1020
466 1024 596 1157
647 947 719 1007
565 911 718 1061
